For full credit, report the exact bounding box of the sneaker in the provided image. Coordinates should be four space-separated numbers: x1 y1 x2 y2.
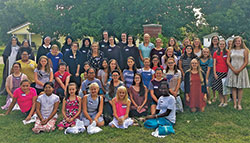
227 98 232 102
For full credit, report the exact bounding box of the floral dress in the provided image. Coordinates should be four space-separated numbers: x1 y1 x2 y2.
57 97 80 128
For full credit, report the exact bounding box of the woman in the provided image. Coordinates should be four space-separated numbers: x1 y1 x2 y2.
63 42 83 87
226 36 250 110
16 39 35 61
185 58 207 112
87 42 104 70
192 38 202 57
139 33 155 66
36 36 51 63
80 37 92 64
61 36 73 55
1 36 21 95
105 59 123 84
128 73 148 117
150 38 165 65
104 36 122 66
168 37 181 59
0 79 37 121
121 35 140 69
181 37 191 53
82 83 105 127
1 63 28 110
161 47 178 69
17 51 37 87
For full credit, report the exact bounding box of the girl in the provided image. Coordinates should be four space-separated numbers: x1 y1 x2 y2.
109 86 133 128
105 59 123 84
150 38 165 65
36 36 51 63
81 62 90 82
54 62 70 101
1 80 37 121
104 70 124 123
123 57 137 88
82 83 104 127
212 40 228 107
200 48 213 104
181 37 191 53
1 62 28 110
161 47 178 69
192 38 202 57
137 58 155 89
61 35 73 55
226 36 250 110
168 37 181 59
58 83 82 130
32 82 59 133
1 36 21 94
121 35 140 69
46 44 63 74
128 73 148 117
87 42 104 70
145 81 176 127
150 55 164 71
164 58 183 112
179 45 197 78
97 58 109 88
16 39 35 61
34 56 53 95
139 33 155 66
185 58 207 112
148 68 167 115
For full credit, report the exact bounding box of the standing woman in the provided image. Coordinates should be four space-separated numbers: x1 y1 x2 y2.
139 33 155 66
1 63 28 110
87 42 104 70
168 37 181 59
150 38 165 65
63 42 83 87
61 36 73 55
128 73 148 117
1 36 21 94
137 58 155 89
34 56 54 95
226 36 250 110
97 58 109 88
121 35 140 69
212 40 228 106
104 36 122 66
185 58 207 112
150 55 164 71
16 39 35 61
105 59 123 84
181 37 191 53
36 36 51 63
192 38 203 57
80 38 92 65
123 57 137 88
161 47 178 69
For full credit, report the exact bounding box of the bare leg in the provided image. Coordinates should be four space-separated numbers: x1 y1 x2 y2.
237 88 243 110
218 93 224 106
97 121 105 127
191 108 196 112
207 87 211 104
200 107 205 112
232 88 237 109
58 127 64 130
151 104 156 115
212 90 216 102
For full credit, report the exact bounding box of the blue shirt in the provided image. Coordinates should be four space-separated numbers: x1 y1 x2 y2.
200 58 213 74
123 69 135 88
138 42 155 58
46 52 63 73
81 78 102 94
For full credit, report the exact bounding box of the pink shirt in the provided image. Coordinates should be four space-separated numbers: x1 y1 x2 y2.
13 87 37 112
115 98 127 117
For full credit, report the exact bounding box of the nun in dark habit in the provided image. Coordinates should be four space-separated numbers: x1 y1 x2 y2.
61 35 73 55
0 36 21 95
36 36 51 63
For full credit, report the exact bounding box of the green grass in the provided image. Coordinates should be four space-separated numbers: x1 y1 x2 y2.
0 46 4 56
0 65 250 143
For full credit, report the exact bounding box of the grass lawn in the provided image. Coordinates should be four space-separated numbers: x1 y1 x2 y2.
0 64 250 143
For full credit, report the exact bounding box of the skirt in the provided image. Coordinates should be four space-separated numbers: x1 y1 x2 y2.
212 72 227 94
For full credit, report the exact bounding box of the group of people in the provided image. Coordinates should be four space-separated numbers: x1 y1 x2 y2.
0 31 249 135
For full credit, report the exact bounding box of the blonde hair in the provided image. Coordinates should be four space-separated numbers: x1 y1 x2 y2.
192 38 202 49
187 58 205 86
89 82 100 90
155 38 163 47
51 44 59 50
163 47 175 64
200 47 211 59
232 36 248 50
116 86 129 104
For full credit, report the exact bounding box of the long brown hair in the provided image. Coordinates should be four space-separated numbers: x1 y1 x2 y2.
37 56 50 73
187 58 205 86
231 36 248 50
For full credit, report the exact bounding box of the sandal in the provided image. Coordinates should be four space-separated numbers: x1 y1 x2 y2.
212 97 216 102
234 105 237 109
238 105 242 110
218 103 224 107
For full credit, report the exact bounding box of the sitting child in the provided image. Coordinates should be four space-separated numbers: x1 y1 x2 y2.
32 82 60 133
57 82 81 130
109 86 133 128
